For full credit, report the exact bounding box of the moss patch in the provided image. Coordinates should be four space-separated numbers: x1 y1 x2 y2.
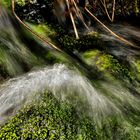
82 50 134 81
26 22 57 41
1 92 140 140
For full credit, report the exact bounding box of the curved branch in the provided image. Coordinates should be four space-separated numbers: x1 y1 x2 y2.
100 0 116 22
85 7 139 49
11 0 63 52
103 0 112 21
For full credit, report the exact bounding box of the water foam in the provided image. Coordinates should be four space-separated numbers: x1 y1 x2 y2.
0 64 119 124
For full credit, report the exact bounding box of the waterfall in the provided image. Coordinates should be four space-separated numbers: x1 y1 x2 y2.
0 6 140 130
0 63 140 125
0 8 40 76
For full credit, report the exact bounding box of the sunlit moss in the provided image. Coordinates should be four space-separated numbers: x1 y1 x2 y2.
82 50 134 81
26 22 57 41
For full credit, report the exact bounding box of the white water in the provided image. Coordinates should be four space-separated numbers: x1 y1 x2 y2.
98 23 140 58
0 64 120 124
0 8 39 76
1 63 140 125
0 7 140 126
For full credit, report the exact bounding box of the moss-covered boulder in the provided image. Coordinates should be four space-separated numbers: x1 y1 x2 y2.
1 92 140 140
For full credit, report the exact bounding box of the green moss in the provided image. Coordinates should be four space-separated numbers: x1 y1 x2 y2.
83 50 134 81
26 22 57 40
44 51 70 65
137 61 140 72
1 92 140 140
0 41 45 78
26 21 102 53
0 93 94 140
135 60 140 77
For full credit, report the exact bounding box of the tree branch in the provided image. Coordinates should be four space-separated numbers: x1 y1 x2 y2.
85 7 139 49
11 0 62 52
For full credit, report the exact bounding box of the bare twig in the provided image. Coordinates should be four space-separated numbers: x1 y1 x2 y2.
99 0 115 22
99 0 112 22
72 0 89 30
65 0 79 39
111 0 116 22
11 0 62 52
98 1 107 15
85 7 138 48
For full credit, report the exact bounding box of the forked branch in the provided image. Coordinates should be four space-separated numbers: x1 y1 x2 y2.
99 0 116 22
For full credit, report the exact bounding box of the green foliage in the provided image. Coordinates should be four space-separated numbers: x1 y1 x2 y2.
0 92 140 140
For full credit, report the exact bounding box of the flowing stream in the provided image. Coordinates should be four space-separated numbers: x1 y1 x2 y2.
0 7 140 127
0 8 42 76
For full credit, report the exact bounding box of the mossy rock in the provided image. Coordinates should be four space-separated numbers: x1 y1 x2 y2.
82 50 134 81
1 92 140 140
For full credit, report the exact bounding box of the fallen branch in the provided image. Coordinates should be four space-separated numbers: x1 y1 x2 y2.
85 7 139 48
11 0 62 52
65 0 79 39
